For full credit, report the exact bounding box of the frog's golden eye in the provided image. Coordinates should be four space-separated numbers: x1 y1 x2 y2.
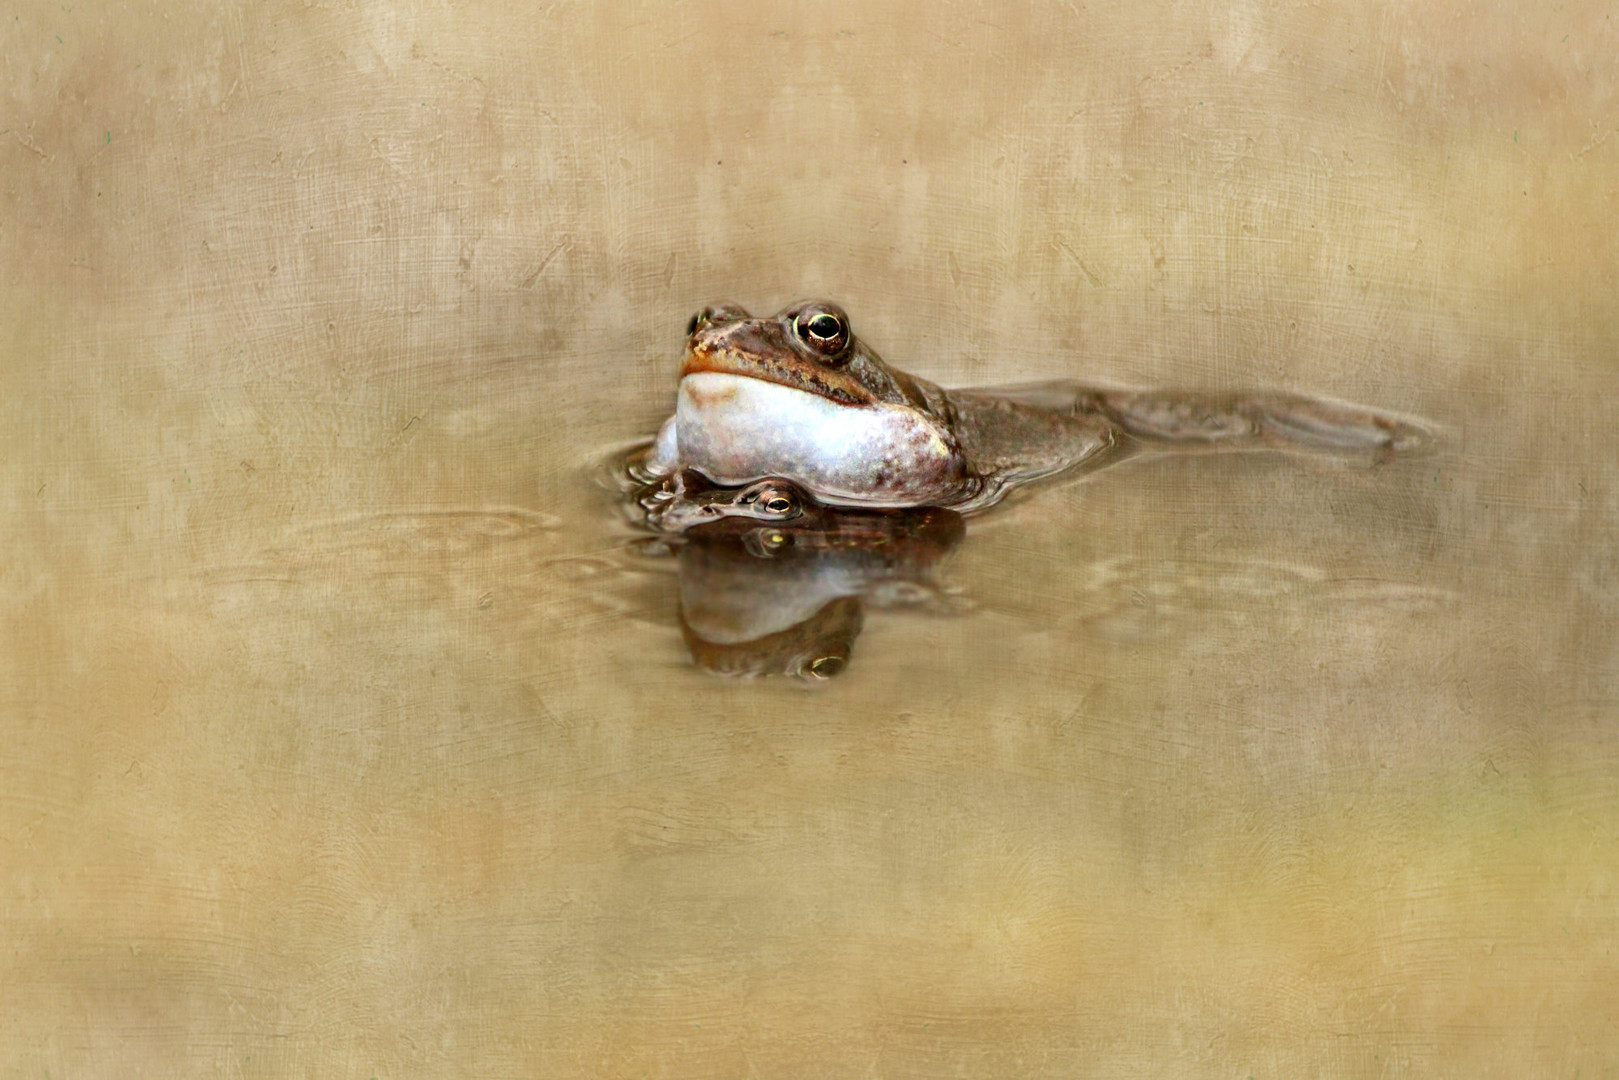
742 527 791 559
792 305 852 363
740 481 801 517
805 313 841 340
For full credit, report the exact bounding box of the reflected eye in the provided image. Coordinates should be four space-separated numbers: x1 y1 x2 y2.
807 655 846 679
744 528 791 558
792 304 852 362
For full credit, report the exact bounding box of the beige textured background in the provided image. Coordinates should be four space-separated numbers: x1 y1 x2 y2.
3 2 1617 1076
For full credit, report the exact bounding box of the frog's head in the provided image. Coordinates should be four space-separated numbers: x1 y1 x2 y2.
682 300 921 407
672 301 966 506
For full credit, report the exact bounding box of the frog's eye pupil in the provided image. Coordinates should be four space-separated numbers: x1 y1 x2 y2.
807 314 841 340
764 496 793 515
686 312 700 336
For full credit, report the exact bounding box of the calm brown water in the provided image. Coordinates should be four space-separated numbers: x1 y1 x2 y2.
3 3 1616 1076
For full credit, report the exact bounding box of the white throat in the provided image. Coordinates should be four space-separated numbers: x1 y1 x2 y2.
673 372 961 507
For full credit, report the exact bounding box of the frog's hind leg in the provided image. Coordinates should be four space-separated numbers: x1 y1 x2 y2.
1094 391 1433 457
1251 395 1431 453
942 389 1123 512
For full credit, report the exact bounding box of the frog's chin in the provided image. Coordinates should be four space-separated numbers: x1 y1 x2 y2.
674 372 964 508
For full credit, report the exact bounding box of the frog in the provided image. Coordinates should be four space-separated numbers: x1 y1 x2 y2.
642 300 1431 513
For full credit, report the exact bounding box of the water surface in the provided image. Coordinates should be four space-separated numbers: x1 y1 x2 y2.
3 3 1616 1076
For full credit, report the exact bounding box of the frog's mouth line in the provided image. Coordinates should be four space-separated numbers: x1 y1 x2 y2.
681 345 875 407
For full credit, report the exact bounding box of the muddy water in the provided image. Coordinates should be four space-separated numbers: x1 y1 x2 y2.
4 3 1616 1076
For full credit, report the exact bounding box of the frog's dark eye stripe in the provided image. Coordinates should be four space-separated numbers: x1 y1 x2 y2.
686 312 701 336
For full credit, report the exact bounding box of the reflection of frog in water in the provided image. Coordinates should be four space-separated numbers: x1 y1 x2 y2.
640 476 963 681
632 301 1434 679
643 300 1430 512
